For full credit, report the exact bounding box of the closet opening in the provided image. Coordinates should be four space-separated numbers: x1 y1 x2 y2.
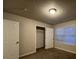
36 26 45 51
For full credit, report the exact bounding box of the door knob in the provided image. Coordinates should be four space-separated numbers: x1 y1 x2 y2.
16 41 19 44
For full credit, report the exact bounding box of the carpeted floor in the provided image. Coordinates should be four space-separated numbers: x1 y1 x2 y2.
20 48 76 59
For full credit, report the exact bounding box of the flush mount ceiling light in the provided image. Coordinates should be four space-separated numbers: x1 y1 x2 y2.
49 8 57 15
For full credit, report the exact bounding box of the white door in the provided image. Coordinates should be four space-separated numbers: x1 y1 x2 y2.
45 27 54 49
3 20 19 59
36 29 44 49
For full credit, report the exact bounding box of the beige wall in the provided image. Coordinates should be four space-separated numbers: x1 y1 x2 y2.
54 20 76 53
3 12 53 57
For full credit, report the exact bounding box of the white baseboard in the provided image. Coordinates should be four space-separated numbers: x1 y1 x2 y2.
55 47 76 54
19 50 36 57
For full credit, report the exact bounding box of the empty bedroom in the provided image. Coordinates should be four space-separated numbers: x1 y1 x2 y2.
3 0 76 59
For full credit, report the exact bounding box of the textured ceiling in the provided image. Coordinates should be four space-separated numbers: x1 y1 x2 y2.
4 0 76 25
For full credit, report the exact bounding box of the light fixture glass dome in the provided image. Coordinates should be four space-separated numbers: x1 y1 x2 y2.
49 8 57 14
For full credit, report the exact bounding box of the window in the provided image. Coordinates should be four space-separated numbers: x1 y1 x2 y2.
64 26 76 45
55 26 76 46
55 28 64 42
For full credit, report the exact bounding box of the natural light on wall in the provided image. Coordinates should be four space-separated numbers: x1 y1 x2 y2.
55 26 76 46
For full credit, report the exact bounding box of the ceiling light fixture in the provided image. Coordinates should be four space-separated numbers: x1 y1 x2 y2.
49 8 57 15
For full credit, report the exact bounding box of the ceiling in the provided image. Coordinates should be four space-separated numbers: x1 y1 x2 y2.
4 0 76 25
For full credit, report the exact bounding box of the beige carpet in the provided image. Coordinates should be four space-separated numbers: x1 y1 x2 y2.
20 48 76 59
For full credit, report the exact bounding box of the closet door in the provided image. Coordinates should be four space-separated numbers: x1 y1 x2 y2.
36 29 44 49
45 27 54 49
3 20 19 59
